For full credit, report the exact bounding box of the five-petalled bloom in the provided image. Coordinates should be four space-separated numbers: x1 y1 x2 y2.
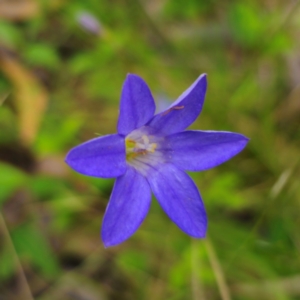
65 74 249 247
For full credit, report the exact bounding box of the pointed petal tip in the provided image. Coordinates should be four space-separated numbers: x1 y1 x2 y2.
188 216 207 239
193 228 207 239
198 72 207 81
101 231 124 248
103 242 110 249
240 135 250 147
178 221 207 239
64 153 70 165
125 73 140 80
64 148 76 168
101 231 129 248
188 226 207 239
200 73 207 87
103 239 118 248
64 148 74 164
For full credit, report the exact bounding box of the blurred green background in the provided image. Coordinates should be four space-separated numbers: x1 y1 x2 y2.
0 0 300 299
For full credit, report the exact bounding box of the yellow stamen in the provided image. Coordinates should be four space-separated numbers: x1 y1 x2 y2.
125 135 157 162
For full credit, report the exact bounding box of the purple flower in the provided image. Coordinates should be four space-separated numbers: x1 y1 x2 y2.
77 12 102 35
65 74 249 247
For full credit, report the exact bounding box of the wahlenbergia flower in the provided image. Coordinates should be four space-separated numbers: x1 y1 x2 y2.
77 11 102 35
66 74 248 247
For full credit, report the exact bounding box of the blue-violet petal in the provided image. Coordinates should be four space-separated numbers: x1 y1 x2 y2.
117 74 156 135
147 74 207 135
101 167 151 247
147 163 207 238
167 130 249 171
65 134 126 178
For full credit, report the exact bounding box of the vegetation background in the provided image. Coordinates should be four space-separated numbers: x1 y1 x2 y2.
0 0 300 299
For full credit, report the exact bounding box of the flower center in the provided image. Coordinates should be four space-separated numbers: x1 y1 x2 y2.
124 126 166 175
125 134 157 161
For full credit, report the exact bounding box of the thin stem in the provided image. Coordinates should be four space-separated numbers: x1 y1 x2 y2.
0 92 10 106
205 237 232 300
191 239 205 300
0 213 34 300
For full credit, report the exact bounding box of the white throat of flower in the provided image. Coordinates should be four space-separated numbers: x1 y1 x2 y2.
125 127 165 174
126 135 157 160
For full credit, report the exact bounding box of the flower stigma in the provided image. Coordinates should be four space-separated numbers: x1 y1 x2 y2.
124 127 166 175
125 134 157 162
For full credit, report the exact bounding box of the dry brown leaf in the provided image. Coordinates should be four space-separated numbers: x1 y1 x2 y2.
0 0 39 21
0 51 48 145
